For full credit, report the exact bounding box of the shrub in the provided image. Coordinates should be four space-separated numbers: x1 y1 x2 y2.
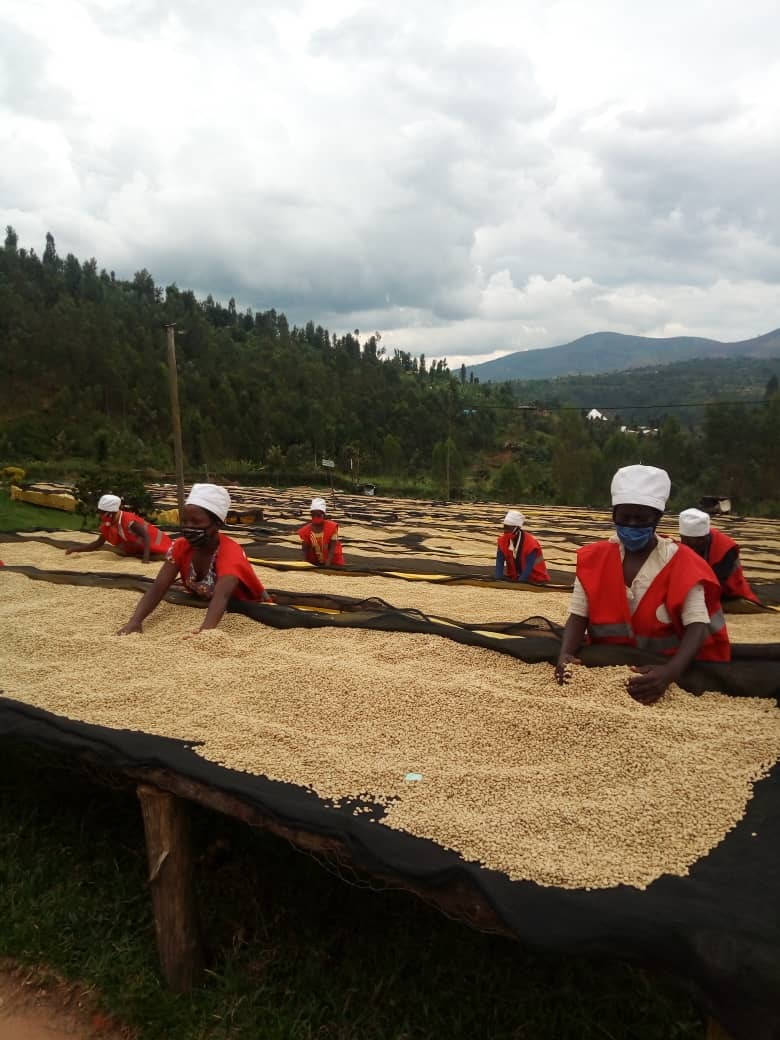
73 469 154 519
1 465 26 485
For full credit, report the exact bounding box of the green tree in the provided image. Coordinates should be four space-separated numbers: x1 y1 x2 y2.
382 433 403 475
42 231 60 268
266 445 285 482
491 461 524 502
551 410 601 505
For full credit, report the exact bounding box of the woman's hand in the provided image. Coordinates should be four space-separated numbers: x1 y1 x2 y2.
554 653 581 685
627 665 672 705
117 621 143 636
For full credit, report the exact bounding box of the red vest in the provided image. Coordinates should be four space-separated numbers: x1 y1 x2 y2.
99 511 171 554
167 533 265 601
298 519 345 566
496 530 549 583
576 540 730 662
707 528 761 604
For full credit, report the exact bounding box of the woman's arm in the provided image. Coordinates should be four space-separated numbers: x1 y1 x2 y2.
117 560 178 634
324 537 339 567
554 613 587 683
495 547 506 579
66 535 105 555
129 520 152 564
517 549 540 583
299 531 311 561
198 574 239 631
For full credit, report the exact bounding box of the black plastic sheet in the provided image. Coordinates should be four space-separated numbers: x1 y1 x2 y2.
0 698 778 1040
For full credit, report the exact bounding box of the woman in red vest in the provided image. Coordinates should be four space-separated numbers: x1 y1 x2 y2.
118 484 270 635
495 509 549 583
66 494 171 564
298 497 345 567
555 465 730 705
678 508 761 604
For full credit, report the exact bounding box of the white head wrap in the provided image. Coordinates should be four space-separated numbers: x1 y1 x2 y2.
97 494 121 513
503 510 525 528
679 508 711 537
186 483 230 522
610 465 670 512
310 497 328 514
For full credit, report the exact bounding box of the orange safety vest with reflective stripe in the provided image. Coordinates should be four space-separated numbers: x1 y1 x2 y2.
576 540 730 662
706 528 761 604
496 530 550 583
298 519 345 566
99 511 171 554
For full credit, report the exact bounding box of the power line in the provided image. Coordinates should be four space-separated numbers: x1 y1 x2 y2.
456 398 769 414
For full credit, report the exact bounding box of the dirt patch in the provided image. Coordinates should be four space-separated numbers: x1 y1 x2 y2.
0 964 128 1039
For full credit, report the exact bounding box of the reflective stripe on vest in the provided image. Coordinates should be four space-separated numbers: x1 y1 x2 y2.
151 526 164 548
589 622 634 639
635 633 681 652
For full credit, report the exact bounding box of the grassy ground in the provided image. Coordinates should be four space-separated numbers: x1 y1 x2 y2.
0 488 84 532
0 743 704 1040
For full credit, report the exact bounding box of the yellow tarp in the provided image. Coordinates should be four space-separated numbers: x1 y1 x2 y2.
10 485 77 513
152 507 180 525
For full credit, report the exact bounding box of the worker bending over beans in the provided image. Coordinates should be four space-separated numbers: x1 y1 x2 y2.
118 484 269 635
66 494 172 564
555 465 730 704
495 509 549 583
678 508 761 605
298 497 345 567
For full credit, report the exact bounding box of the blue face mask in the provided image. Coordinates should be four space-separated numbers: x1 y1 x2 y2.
615 525 655 552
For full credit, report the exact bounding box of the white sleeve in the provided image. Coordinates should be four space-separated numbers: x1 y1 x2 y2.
681 583 711 626
568 577 590 618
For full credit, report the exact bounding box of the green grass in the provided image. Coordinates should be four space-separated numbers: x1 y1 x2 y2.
0 488 85 532
0 743 704 1040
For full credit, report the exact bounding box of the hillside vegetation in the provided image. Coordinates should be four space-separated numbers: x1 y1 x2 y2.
1 229 779 514
508 356 780 425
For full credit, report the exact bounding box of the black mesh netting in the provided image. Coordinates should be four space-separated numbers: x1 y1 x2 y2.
1 563 780 1039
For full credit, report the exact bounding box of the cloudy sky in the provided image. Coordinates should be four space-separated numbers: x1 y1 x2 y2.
2 0 779 365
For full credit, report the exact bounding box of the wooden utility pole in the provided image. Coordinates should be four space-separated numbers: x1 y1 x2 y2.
445 413 451 502
164 323 186 518
445 381 456 501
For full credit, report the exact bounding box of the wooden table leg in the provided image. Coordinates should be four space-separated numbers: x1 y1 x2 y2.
137 784 203 992
705 1018 733 1040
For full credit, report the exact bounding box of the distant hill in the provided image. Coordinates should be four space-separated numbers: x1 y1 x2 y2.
467 328 780 382
504 355 780 425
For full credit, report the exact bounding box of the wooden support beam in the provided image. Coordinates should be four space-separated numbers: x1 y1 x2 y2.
137 784 203 992
129 765 516 940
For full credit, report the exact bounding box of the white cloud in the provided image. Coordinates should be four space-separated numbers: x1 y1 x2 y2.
1 0 779 365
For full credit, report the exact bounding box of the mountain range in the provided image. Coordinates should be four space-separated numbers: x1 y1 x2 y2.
466 328 780 382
